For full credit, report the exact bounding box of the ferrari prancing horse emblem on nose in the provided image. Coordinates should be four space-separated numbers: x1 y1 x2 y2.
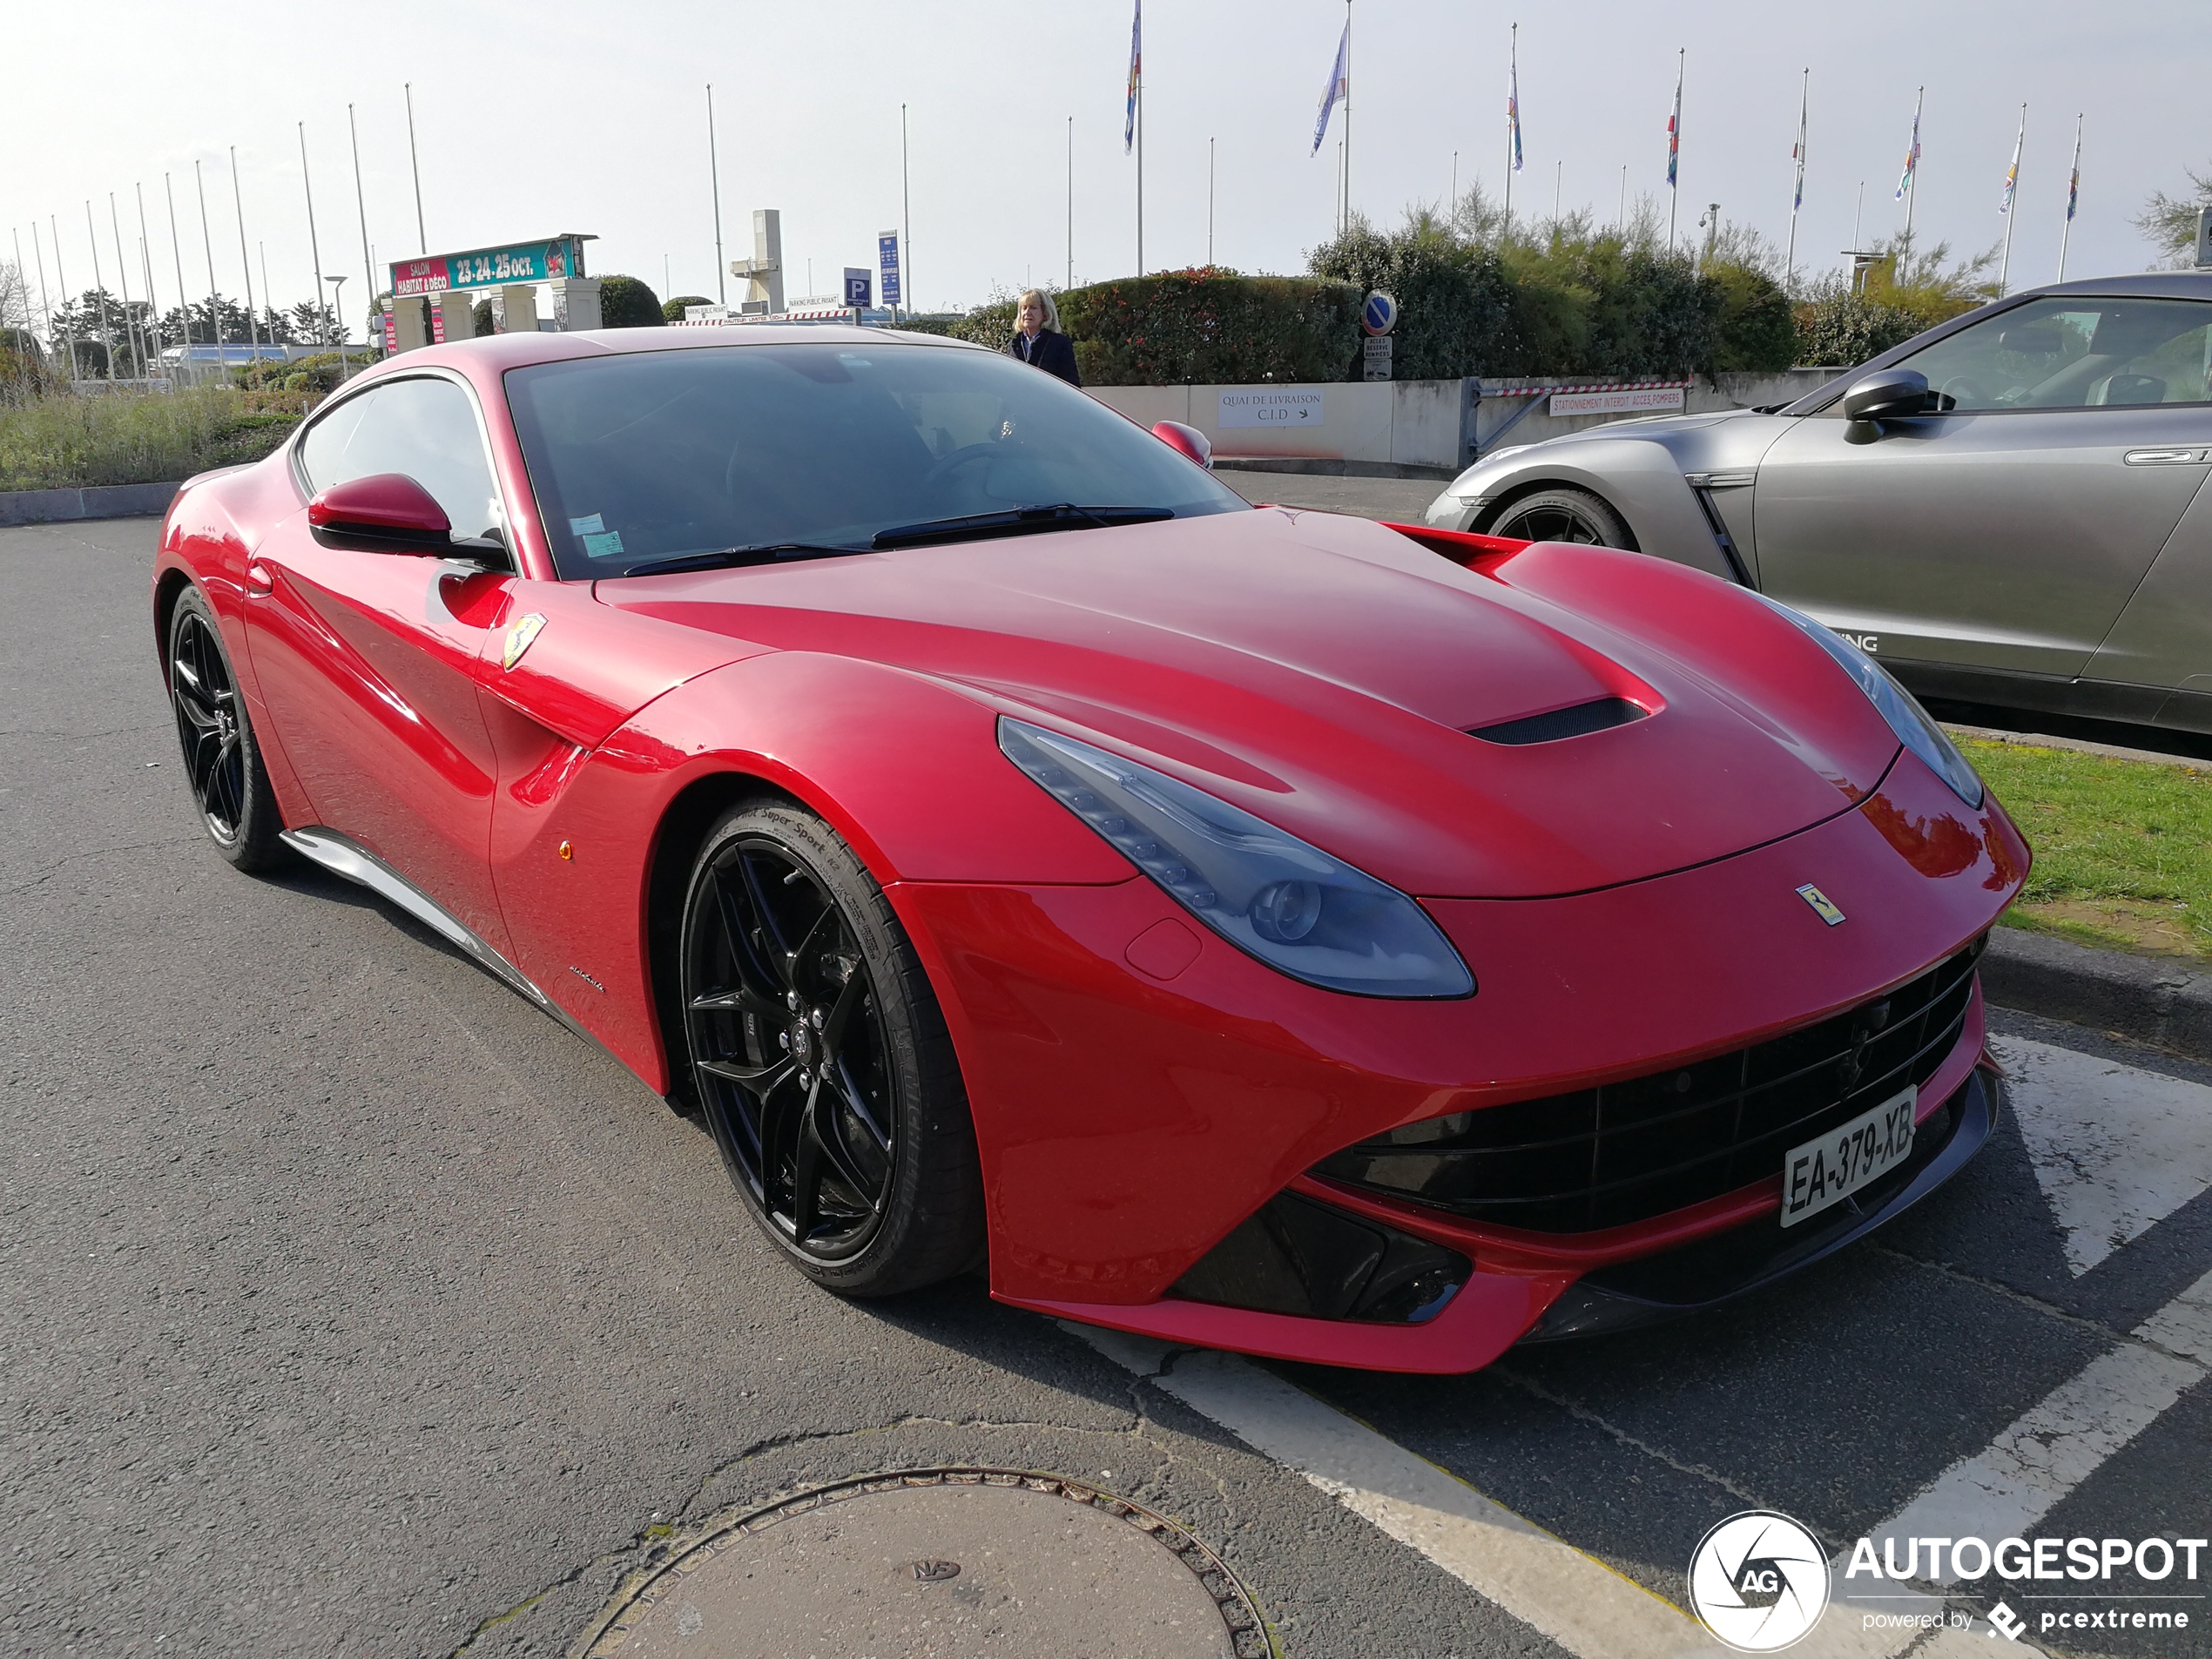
1796 884 1846 926
502 612 547 671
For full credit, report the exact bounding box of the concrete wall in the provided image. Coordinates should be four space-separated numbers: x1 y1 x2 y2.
0 482 180 527
1090 381 1462 473
1094 368 1842 477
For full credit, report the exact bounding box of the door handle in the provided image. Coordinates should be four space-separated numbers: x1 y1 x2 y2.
245 559 273 594
2122 448 2209 466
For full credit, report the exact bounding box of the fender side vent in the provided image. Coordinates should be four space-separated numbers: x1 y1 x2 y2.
1468 697 1646 745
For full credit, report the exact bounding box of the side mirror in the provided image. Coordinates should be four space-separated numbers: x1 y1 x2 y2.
1841 368 1932 424
307 473 453 551
1152 420 1213 469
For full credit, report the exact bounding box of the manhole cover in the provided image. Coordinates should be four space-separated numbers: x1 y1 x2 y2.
575 1468 1271 1658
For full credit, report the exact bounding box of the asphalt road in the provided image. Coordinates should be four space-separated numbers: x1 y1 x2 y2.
5 516 2208 1659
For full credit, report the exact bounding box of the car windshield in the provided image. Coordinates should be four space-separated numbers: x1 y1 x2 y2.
504 339 1248 577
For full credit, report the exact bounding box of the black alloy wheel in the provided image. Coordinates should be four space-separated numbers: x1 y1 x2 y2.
166 585 286 871
679 802 983 1296
1487 485 1635 550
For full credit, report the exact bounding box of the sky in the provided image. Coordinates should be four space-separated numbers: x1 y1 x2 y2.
3 0 2204 329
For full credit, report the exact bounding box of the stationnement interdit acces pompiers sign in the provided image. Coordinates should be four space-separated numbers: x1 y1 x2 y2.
388 235 590 297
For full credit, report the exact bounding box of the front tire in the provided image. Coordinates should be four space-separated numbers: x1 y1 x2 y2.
678 801 984 1296
1486 486 1634 550
166 585 287 872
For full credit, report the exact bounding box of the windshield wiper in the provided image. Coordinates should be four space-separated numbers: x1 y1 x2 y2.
615 543 862 578
871 503 1173 550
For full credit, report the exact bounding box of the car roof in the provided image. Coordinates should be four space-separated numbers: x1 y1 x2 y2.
376 322 988 377
2007 269 2212 302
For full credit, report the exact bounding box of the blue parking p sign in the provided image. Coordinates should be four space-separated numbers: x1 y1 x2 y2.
843 267 872 308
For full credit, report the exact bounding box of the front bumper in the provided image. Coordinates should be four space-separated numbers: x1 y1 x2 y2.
891 746 2027 1375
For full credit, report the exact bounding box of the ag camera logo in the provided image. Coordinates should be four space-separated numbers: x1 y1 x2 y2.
1688 1510 1831 1651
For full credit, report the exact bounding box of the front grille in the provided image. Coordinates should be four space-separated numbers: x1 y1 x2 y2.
1312 935 1986 1233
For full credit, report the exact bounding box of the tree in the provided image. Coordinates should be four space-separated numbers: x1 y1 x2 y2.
287 300 350 345
597 274 664 328
2134 163 2212 267
663 293 713 321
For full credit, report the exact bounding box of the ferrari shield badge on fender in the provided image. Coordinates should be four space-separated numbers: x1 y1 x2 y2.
501 612 547 671
1796 884 1846 926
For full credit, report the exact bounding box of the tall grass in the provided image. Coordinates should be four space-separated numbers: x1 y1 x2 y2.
0 385 298 492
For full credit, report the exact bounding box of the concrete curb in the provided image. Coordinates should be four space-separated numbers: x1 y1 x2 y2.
1984 926 2212 1060
0 482 182 527
1212 457 1459 482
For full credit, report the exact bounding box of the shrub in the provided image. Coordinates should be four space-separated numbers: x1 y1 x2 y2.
662 294 714 321
1706 260 1797 373
1792 291 1928 367
473 299 495 337
597 275 664 329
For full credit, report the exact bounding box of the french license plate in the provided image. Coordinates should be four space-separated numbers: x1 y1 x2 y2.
1780 1087 1917 1228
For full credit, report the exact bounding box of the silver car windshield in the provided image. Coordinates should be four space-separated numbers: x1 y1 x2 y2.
504 341 1248 577
1896 295 2212 413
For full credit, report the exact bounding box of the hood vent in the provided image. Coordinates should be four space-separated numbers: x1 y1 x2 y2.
1467 696 1647 746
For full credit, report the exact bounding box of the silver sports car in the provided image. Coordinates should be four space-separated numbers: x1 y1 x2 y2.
1423 272 2212 737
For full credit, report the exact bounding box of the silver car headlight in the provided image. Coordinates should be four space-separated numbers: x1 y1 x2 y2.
1751 594 1985 809
998 718 1474 999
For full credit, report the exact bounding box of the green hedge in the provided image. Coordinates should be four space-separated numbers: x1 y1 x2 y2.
947 271 1361 386
662 293 713 321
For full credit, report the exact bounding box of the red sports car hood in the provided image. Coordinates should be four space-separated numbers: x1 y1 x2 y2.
597 508 1901 898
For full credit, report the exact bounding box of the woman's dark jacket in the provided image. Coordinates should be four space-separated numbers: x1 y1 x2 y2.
1007 328 1082 387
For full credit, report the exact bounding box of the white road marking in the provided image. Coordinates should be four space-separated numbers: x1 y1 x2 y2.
1068 1324 1729 1659
1861 1264 2212 1585
1992 1034 2212 1276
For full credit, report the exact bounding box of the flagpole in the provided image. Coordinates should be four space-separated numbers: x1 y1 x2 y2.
706 84 725 307
349 105 375 356
1342 0 1352 232
136 184 163 374
1503 22 1516 231
1136 11 1144 275
405 83 427 255
2058 114 2081 281
1785 67 1807 293
1208 136 1216 265
1998 104 2025 296
300 124 330 346
1667 49 1683 251
230 147 260 354
162 178 187 349
1069 117 1076 288
902 104 912 314
1903 86 1923 243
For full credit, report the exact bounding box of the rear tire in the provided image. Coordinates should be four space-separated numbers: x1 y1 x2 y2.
1486 486 1635 550
678 800 984 1297
165 585 287 872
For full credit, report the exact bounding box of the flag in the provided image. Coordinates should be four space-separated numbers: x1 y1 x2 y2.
1665 63 1682 189
1312 22 1349 157
1123 1 1140 154
1895 91 1922 200
2000 112 2023 213
2067 118 2081 221
1791 78 1808 211
1507 34 1523 173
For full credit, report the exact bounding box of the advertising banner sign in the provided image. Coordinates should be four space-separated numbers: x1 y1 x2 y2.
878 232 901 307
388 237 585 297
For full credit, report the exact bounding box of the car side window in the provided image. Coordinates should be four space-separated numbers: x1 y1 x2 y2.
1895 296 2212 412
299 376 505 541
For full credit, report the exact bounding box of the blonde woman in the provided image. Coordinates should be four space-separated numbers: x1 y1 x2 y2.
1006 289 1082 387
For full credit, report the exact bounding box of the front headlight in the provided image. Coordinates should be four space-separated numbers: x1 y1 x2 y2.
998 718 1474 999
1751 594 1985 809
